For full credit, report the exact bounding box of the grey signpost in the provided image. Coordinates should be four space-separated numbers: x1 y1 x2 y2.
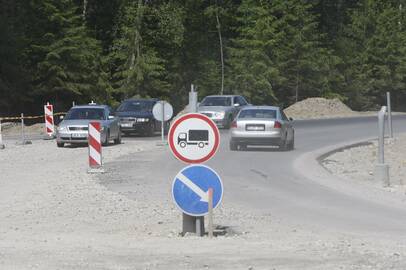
386 92 393 138
0 119 5 149
374 106 390 186
152 101 173 145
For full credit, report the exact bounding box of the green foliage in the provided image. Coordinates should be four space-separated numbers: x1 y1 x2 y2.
342 1 406 110
227 0 278 105
2 0 406 115
33 0 110 106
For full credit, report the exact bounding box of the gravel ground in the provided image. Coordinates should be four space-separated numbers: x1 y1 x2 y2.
322 134 406 194
1 138 406 269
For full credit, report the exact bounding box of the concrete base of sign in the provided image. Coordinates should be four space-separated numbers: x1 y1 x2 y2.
182 214 204 236
87 167 105 174
16 140 32 145
374 163 390 187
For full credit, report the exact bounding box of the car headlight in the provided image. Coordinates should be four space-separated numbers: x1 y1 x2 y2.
57 126 67 132
214 112 225 119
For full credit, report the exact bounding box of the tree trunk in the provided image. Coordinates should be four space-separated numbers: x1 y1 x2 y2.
215 0 224 95
82 0 87 20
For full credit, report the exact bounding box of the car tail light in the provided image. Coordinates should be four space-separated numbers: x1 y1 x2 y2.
231 121 237 128
274 121 282 128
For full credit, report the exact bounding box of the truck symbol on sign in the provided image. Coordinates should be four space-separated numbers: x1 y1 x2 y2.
178 130 209 148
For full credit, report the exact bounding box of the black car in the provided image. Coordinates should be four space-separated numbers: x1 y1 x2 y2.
115 99 160 136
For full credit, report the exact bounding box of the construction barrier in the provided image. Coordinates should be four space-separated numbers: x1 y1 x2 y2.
88 122 102 168
0 112 66 121
44 102 55 137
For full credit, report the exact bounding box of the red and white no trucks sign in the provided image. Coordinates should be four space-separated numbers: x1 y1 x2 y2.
168 113 220 164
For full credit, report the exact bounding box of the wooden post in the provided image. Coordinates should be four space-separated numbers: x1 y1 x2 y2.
208 188 214 238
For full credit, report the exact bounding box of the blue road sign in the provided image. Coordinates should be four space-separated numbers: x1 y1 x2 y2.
172 165 223 216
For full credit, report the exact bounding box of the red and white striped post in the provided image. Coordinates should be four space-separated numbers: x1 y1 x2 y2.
88 122 103 171
44 102 55 138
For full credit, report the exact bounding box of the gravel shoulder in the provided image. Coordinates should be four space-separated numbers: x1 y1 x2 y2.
1 138 406 269
321 134 406 195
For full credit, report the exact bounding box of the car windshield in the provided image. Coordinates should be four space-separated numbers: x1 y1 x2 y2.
116 100 154 112
65 108 106 120
200 97 231 107
239 109 277 119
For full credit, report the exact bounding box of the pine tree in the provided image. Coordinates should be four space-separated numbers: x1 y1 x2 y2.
227 0 279 105
343 0 406 110
34 0 109 107
108 0 171 100
269 0 336 105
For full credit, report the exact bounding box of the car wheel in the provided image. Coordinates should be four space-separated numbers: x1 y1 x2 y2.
289 136 295 150
225 116 232 129
114 130 122 144
144 123 155 137
229 140 237 151
102 130 109 146
239 143 247 151
57 142 64 148
279 138 287 151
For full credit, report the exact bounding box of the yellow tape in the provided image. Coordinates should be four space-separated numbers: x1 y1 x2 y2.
0 112 66 121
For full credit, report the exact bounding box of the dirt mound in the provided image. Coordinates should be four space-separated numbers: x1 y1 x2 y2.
284 97 359 120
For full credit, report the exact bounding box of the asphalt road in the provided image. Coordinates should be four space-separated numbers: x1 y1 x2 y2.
102 115 406 238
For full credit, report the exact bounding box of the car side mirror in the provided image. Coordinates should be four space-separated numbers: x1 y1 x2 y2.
59 115 64 120
108 115 115 120
234 103 240 107
289 117 293 121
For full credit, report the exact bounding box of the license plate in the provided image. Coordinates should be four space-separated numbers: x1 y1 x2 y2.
71 133 87 138
120 123 133 127
246 125 265 131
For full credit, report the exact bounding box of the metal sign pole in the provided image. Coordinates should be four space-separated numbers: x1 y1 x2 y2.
387 92 393 138
161 101 165 144
375 106 390 186
208 188 214 238
0 119 5 149
21 113 25 144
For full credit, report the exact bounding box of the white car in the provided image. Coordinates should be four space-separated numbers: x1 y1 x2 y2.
229 106 294 151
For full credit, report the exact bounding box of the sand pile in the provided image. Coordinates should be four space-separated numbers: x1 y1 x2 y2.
284 97 359 120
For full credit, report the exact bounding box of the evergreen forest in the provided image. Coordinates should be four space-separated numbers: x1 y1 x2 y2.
1 0 406 116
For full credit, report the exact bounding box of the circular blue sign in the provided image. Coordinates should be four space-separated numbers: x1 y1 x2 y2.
172 165 223 216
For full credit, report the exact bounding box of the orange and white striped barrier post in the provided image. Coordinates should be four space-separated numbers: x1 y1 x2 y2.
44 102 55 139
87 121 103 173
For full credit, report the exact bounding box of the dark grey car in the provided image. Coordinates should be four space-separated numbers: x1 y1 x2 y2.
198 95 249 128
56 104 121 147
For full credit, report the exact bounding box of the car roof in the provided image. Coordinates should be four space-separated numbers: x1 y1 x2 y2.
241 105 280 110
122 98 158 102
71 105 108 109
203 95 240 98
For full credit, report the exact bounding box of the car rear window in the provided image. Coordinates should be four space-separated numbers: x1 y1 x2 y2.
239 109 277 119
65 108 105 120
117 101 154 112
200 97 231 107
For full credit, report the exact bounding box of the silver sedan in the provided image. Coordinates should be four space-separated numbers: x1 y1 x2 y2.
229 106 294 151
56 104 121 147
